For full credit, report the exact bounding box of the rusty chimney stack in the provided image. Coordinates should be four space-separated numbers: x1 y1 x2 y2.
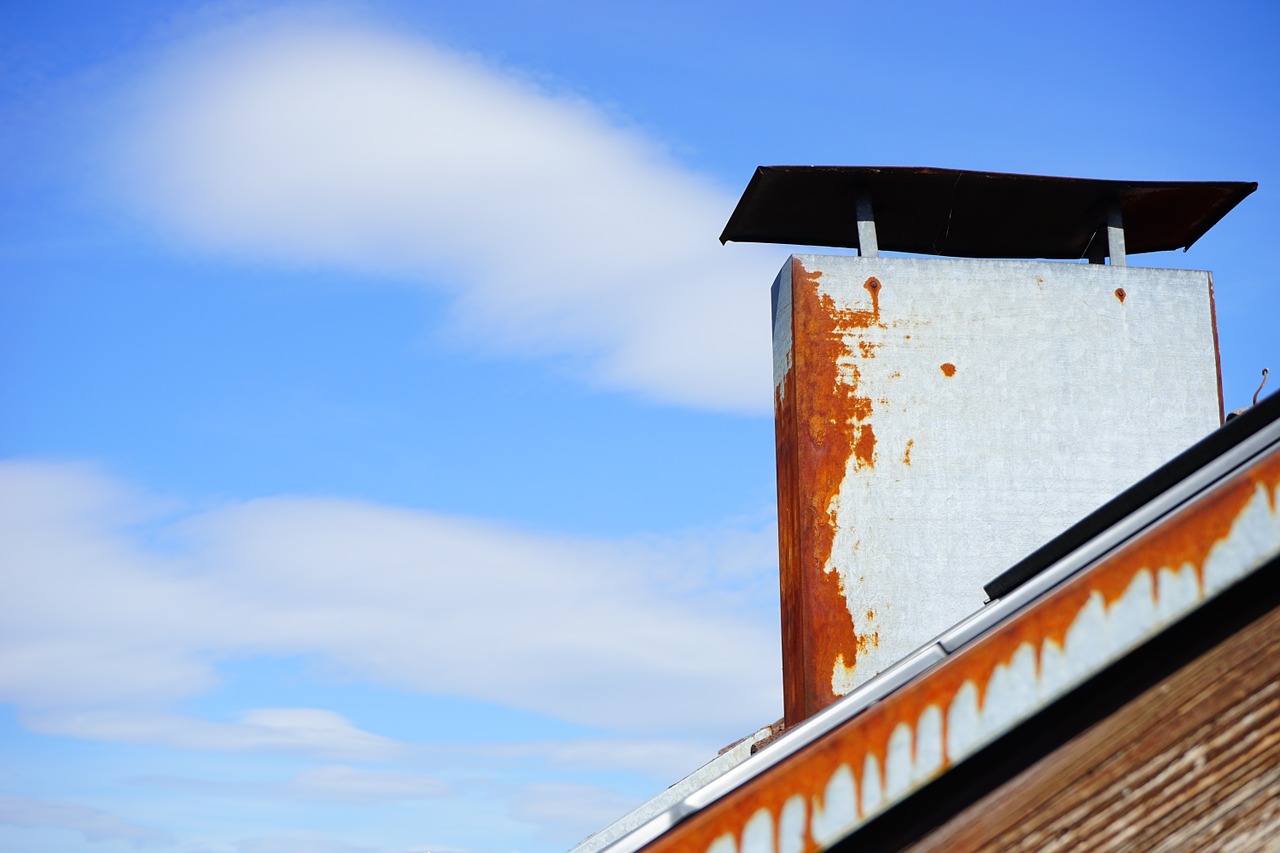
722 166 1256 727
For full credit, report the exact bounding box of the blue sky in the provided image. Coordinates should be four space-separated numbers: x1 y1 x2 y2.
1 1 1277 851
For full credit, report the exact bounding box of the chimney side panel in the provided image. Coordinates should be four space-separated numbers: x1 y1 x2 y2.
774 254 1221 725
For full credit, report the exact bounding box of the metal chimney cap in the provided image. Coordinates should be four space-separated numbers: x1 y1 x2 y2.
719 165 1256 260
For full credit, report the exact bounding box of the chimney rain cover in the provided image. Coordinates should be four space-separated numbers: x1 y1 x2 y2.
720 166 1256 260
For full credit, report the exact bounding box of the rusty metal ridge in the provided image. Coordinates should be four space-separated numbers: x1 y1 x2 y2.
838 551 1280 852
598 401 1280 853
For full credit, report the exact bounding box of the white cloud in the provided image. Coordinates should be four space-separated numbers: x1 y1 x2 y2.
27 708 403 761
236 837 382 853
508 782 641 844
0 795 171 848
501 737 716 779
288 766 449 803
0 459 780 737
130 764 449 806
109 13 778 412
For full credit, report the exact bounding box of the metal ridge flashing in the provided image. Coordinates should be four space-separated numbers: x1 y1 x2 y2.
838 551 1280 852
601 396 1280 853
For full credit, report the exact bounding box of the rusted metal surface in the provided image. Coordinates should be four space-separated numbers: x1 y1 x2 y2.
635 444 1280 853
903 570 1280 853
774 258 882 725
772 254 1221 725
721 166 1256 260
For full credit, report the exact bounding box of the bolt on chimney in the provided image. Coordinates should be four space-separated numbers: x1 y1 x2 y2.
722 166 1256 727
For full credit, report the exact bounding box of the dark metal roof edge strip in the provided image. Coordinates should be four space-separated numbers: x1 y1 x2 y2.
743 164 1254 192
984 391 1280 600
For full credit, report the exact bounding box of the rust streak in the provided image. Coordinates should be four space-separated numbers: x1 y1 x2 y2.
903 439 914 466
775 260 881 726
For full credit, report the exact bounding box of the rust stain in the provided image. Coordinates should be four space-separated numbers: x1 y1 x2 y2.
775 260 882 726
640 449 1280 853
941 362 957 377
903 439 914 466
775 364 805 724
1115 287 1127 303
864 276 881 309
852 630 882 667
853 424 877 470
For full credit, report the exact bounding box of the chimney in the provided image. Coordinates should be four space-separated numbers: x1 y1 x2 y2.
722 166 1256 727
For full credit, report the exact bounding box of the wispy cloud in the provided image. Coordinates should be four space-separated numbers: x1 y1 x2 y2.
288 765 449 803
27 708 404 761
508 782 642 844
236 836 383 853
0 459 780 738
0 795 172 848
132 763 448 805
107 12 776 412
499 737 717 778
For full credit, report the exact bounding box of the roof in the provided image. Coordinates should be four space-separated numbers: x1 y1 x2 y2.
719 166 1256 259
600 390 1280 853
836 562 1280 850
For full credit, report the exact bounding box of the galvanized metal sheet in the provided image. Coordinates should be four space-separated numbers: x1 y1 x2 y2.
773 254 1222 724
